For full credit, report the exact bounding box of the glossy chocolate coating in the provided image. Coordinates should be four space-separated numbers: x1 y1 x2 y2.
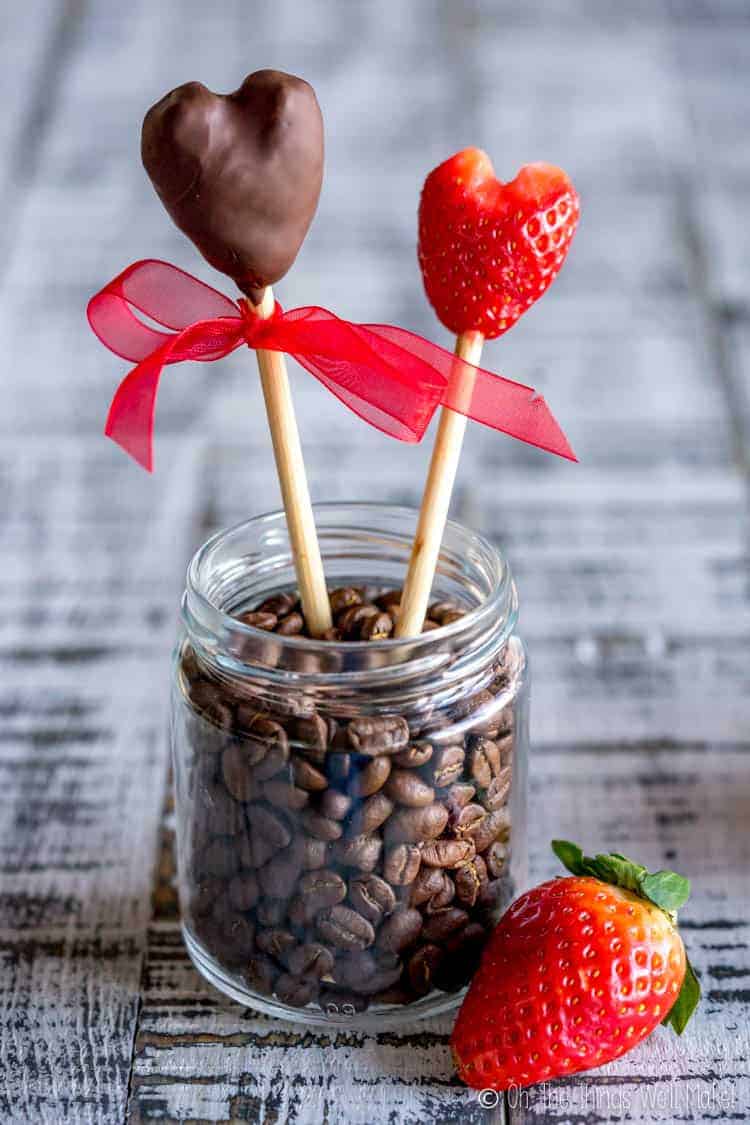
141 70 323 297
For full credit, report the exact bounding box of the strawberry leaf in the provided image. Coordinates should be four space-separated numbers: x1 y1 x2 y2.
663 957 701 1035
551 842 691 915
640 871 691 913
551 840 587 875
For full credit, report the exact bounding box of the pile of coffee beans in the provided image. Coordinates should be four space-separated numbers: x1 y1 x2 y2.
178 586 518 1014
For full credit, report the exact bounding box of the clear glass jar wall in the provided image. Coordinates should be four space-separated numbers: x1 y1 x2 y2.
171 504 528 1028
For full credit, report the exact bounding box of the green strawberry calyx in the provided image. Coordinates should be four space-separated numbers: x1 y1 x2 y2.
551 839 700 1036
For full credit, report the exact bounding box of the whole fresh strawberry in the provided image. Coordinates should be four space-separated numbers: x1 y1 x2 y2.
418 149 579 338
451 841 700 1090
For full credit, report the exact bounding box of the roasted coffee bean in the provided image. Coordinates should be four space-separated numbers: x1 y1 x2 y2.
386 802 449 844
227 870 259 912
443 783 477 826
221 743 259 802
376 906 423 954
285 942 335 979
393 742 433 769
275 972 319 1007
291 713 328 752
348 875 396 925
333 950 377 988
236 610 278 631
497 733 514 766
256 927 297 961
319 987 369 1015
329 586 363 615
347 716 409 755
385 769 435 808
275 611 305 636
409 866 447 907
300 808 343 842
319 789 352 820
469 737 501 787
423 872 455 912
453 689 496 730
466 808 508 852
247 804 291 851
238 714 289 765
455 855 489 907
346 792 394 836
243 954 278 995
453 803 488 837
210 906 255 965
427 601 459 624
422 906 469 943
292 757 328 791
359 611 394 641
348 963 403 994
383 844 421 886
258 592 298 617
376 589 402 612
485 840 508 878
189 680 234 731
256 898 288 927
423 745 465 788
348 755 391 797
336 603 380 637
484 767 512 811
317 905 375 951
197 779 245 836
298 870 347 912
408 944 444 996
334 833 382 872
258 843 303 899
261 778 309 811
252 741 290 782
420 838 476 868
301 836 329 869
200 836 239 880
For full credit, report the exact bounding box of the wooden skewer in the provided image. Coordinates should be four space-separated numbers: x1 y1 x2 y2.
244 286 333 637
396 329 485 638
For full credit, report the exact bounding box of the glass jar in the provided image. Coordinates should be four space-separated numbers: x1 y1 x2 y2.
170 503 528 1028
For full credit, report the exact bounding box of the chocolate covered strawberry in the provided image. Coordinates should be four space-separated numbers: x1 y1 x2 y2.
418 149 579 338
451 841 700 1090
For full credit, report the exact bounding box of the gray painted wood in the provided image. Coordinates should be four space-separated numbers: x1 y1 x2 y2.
0 0 747 1122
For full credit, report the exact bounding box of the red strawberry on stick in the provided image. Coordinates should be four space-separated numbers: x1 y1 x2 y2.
451 841 701 1091
396 150 580 637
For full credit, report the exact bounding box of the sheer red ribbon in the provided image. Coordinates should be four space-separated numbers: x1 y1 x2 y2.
87 259 576 472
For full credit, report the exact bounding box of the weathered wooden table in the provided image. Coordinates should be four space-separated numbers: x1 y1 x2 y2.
1 1 748 1122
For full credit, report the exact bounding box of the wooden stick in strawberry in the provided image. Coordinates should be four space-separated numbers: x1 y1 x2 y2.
396 150 580 637
141 71 333 635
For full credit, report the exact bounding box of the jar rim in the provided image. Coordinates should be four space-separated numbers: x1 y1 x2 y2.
183 501 517 683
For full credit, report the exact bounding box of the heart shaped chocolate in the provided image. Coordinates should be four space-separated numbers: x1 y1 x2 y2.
141 70 324 297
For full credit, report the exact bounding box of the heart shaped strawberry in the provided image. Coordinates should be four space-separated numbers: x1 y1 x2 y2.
418 149 579 338
141 70 324 298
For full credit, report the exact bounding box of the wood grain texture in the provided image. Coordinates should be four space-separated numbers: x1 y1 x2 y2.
0 0 748 1122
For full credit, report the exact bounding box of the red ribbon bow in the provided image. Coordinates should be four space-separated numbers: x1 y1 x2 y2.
87 259 576 471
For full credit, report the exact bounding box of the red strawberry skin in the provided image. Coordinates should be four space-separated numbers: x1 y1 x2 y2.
418 149 579 338
451 876 686 1090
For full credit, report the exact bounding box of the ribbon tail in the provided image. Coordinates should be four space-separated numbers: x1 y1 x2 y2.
444 360 578 462
104 344 172 472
